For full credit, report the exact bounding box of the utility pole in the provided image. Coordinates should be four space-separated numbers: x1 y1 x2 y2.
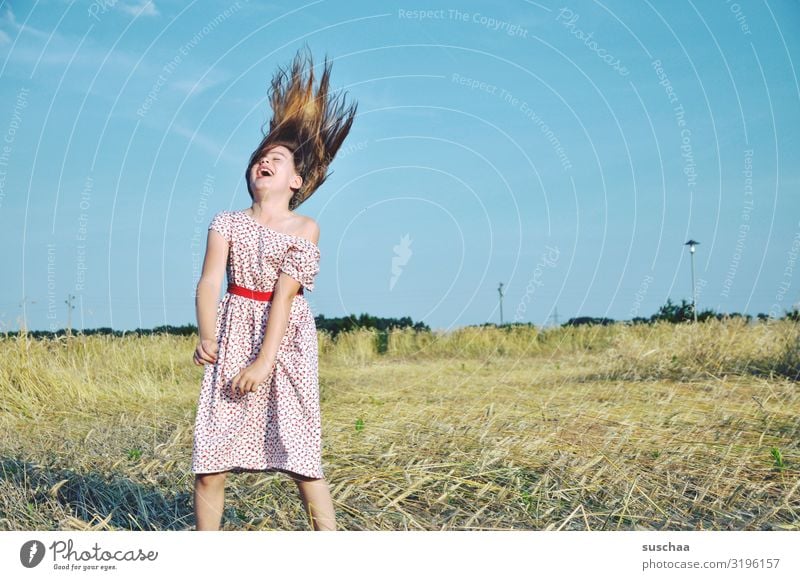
684 240 700 322
65 293 75 336
498 282 504 326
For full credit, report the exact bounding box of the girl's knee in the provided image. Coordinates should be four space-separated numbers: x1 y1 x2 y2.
293 473 324 484
276 468 320 483
294 477 328 493
195 471 228 486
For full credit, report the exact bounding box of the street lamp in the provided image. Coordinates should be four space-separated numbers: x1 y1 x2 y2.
684 239 700 322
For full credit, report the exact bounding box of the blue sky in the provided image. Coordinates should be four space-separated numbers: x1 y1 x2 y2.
1 0 799 332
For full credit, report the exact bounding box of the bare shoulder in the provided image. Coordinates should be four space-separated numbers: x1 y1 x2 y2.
294 214 320 245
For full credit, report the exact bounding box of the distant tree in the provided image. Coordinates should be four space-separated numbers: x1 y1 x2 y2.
315 313 429 340
564 316 615 327
717 312 752 323
474 322 537 331
650 298 716 323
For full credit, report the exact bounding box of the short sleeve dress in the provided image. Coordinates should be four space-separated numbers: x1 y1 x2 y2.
191 210 324 479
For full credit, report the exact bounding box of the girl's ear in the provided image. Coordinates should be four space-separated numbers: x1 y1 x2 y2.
291 173 303 189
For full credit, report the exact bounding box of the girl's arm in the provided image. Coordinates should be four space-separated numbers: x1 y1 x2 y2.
193 229 229 364
254 273 300 367
255 221 320 368
231 220 319 393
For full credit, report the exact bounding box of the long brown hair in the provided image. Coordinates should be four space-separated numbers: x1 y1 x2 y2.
246 45 358 210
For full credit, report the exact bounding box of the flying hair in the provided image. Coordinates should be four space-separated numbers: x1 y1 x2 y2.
246 44 358 210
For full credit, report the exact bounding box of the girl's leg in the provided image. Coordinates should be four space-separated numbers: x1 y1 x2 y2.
290 473 337 531
194 472 228 530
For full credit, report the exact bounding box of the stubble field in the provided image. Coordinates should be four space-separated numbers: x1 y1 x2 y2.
1 318 798 531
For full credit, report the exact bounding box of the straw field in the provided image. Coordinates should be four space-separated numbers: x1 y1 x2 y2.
1 318 798 530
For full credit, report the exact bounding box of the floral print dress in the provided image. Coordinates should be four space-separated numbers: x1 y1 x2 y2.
191 210 324 479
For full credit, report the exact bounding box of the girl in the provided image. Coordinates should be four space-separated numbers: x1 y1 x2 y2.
190 46 357 531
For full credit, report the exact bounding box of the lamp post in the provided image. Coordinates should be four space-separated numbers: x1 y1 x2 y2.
684 240 700 322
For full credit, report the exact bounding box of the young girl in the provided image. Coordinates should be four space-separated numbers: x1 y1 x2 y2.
190 46 357 531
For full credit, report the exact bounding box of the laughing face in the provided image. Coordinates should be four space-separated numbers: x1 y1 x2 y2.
248 145 303 197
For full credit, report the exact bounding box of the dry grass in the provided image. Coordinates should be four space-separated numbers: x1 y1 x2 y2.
1 319 798 531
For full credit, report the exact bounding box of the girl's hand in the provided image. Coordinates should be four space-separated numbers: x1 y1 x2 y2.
193 338 218 366
231 358 275 395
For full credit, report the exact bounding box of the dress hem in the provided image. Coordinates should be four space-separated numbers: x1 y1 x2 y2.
192 464 324 479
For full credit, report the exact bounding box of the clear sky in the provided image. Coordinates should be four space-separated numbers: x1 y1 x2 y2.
1 0 798 333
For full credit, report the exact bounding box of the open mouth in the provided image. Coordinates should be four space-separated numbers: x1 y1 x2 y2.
258 167 273 177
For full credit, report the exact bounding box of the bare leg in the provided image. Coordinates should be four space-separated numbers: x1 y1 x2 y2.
194 472 227 530
289 472 337 531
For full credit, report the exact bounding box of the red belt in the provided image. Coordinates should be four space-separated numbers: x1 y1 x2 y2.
227 282 303 301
